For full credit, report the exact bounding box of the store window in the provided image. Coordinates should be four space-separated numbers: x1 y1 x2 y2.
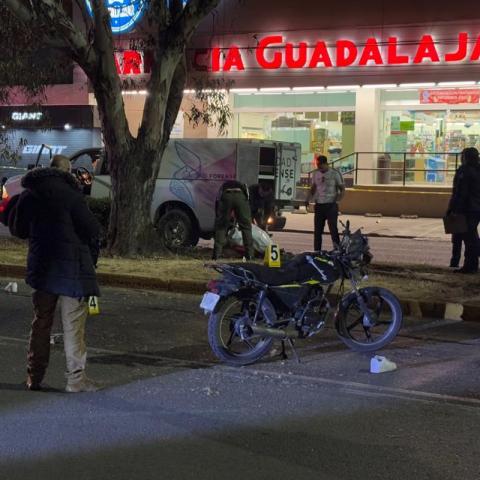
233 111 355 173
380 109 480 185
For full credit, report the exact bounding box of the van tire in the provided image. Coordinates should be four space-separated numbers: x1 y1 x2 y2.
156 209 199 250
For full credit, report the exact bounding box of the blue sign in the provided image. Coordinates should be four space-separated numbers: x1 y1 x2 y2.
85 1 146 34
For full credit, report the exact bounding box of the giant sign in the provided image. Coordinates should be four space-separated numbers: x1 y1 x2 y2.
204 32 480 72
85 0 146 34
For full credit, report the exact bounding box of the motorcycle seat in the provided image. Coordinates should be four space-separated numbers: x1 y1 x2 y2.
233 263 305 286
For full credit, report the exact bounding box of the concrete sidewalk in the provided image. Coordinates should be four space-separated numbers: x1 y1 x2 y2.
284 211 448 240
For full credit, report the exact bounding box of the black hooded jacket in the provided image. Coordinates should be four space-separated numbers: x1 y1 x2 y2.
10 168 100 298
449 164 480 214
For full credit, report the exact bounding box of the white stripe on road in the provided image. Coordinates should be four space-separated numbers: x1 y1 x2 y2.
1 334 479 409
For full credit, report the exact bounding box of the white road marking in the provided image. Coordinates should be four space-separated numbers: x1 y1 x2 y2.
1 334 479 409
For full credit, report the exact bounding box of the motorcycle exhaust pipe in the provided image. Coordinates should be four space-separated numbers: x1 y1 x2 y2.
251 325 297 339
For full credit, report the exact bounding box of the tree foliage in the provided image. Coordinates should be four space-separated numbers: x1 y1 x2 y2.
1 0 229 256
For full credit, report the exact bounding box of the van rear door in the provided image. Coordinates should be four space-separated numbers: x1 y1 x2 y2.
275 143 299 202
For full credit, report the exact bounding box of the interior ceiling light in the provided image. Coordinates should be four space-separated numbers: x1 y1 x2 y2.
230 88 258 93
363 84 398 89
326 85 360 90
292 86 325 91
259 87 291 92
437 81 476 87
399 82 436 87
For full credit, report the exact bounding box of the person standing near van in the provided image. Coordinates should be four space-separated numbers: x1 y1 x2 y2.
306 155 345 251
213 180 253 260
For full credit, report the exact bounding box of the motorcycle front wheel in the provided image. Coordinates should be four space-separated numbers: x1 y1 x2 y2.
336 287 403 352
208 296 274 366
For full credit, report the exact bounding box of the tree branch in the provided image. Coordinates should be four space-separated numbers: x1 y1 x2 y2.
73 0 93 34
137 0 220 151
87 0 132 153
169 0 184 21
5 0 96 68
3 0 33 23
178 0 220 41
162 56 187 143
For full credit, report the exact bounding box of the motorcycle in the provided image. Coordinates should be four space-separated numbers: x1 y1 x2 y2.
200 221 403 366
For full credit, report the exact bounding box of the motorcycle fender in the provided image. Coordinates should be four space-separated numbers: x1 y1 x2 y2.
208 289 246 311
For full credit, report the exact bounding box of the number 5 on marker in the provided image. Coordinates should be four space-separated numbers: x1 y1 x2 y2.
264 243 281 268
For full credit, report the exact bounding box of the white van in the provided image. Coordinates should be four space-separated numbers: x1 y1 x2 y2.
3 139 302 248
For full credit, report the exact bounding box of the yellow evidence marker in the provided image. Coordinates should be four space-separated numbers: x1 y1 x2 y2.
264 243 281 268
88 296 100 315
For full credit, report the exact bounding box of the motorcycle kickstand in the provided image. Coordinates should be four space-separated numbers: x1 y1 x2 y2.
280 338 301 364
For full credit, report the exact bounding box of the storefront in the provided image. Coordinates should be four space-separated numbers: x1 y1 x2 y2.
378 87 480 185
9 0 480 195
183 0 480 188
230 91 356 173
0 105 102 170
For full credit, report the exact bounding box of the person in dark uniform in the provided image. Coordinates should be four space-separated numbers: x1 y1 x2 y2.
213 180 253 260
249 182 274 231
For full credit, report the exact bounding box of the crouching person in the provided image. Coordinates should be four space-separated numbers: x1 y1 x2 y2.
9 155 101 393
213 180 254 260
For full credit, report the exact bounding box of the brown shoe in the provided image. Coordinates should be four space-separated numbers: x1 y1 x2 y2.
26 376 42 391
65 376 101 393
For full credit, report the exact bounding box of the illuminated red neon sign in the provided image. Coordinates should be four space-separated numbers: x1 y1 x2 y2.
114 50 153 75
208 32 480 72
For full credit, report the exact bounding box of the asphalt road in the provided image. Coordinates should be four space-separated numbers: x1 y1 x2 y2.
272 231 451 266
199 232 452 267
0 282 479 480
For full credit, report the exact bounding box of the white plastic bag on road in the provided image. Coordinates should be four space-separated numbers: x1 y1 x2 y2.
4 282 18 293
227 224 272 255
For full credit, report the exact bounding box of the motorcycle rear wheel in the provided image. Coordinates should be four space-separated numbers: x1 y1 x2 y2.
208 296 274 366
336 287 402 352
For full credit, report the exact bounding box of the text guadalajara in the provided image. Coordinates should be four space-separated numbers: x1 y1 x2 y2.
209 33 480 72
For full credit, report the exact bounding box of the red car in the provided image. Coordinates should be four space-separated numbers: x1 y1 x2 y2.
0 174 23 225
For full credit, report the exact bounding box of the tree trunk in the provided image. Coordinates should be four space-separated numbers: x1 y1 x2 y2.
107 143 166 257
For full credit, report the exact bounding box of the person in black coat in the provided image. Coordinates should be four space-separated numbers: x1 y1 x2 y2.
9 155 101 392
447 147 480 273
448 154 466 268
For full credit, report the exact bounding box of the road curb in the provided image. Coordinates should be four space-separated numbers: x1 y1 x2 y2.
1 263 478 322
0 264 207 296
